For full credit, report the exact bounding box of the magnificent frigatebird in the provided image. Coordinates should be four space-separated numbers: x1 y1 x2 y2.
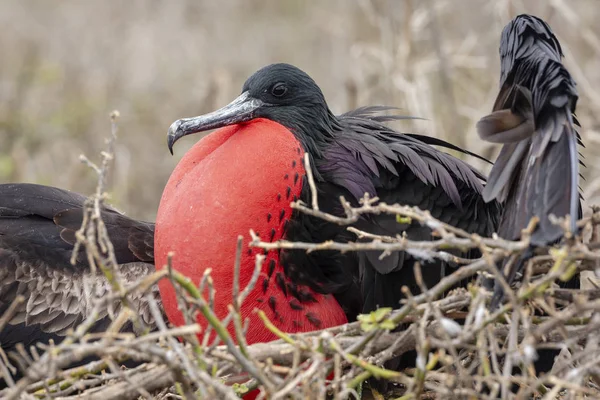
158 63 501 345
476 14 583 307
0 183 159 383
1 65 499 389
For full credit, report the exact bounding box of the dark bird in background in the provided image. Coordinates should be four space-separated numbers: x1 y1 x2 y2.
0 183 158 384
476 14 583 308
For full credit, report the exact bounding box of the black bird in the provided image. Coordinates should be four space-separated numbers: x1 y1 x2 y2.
476 15 583 307
2 64 500 390
160 63 502 386
163 63 501 322
0 183 159 384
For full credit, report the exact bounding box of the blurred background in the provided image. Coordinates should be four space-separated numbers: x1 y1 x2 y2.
1 0 599 221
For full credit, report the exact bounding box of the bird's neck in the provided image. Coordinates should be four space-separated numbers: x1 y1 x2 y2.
279 107 341 159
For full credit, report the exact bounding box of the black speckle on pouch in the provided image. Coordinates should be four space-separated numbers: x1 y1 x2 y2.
268 296 277 312
275 272 287 297
298 288 317 303
289 299 304 311
287 282 300 299
268 259 276 277
306 312 322 328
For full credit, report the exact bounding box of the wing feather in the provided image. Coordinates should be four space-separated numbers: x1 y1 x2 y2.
477 15 583 308
319 108 502 313
0 183 159 342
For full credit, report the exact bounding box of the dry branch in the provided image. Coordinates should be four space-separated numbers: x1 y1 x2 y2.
2 116 600 400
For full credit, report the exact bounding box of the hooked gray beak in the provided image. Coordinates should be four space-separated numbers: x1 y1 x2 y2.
167 91 265 154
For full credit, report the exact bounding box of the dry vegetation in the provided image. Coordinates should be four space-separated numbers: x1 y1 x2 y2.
2 115 600 399
0 111 599 399
1 0 600 220
2 0 600 399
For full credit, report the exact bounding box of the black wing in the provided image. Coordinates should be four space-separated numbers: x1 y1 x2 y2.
0 183 158 349
476 15 583 306
315 107 500 315
478 14 582 244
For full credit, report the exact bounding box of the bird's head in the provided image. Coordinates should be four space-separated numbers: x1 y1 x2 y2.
168 63 338 155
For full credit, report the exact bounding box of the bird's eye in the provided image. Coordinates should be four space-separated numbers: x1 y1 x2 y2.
271 83 288 97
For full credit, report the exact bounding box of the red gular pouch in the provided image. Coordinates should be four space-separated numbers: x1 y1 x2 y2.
155 119 348 345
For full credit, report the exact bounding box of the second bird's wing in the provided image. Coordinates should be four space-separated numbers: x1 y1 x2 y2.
0 183 158 353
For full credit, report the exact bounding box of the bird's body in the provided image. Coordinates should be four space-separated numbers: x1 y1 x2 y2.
160 63 500 343
477 15 583 305
0 183 158 384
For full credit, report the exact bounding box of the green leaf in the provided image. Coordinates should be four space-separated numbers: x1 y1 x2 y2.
372 307 392 321
396 215 412 224
357 308 395 331
380 320 397 330
232 383 249 395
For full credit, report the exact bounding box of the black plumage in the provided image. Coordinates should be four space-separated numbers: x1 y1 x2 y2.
166 64 501 392
281 106 501 319
4 63 500 388
476 15 583 307
168 63 501 320
0 183 159 384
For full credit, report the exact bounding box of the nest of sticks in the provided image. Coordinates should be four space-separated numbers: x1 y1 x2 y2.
1 114 600 400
